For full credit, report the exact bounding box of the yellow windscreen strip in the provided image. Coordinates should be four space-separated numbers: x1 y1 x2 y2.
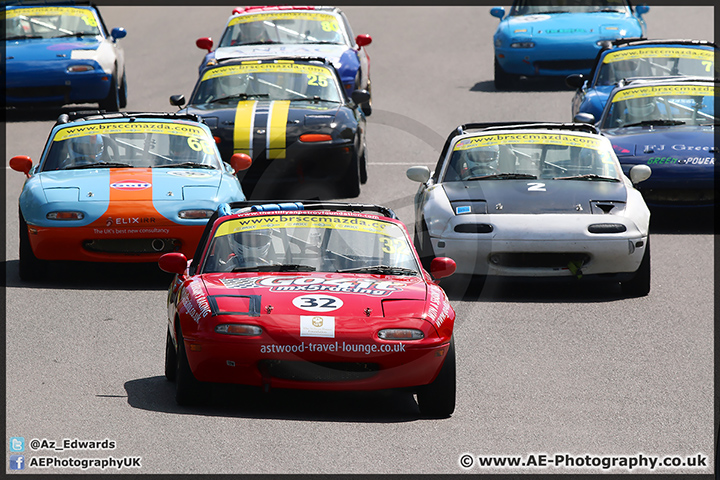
267 101 290 159
233 101 256 156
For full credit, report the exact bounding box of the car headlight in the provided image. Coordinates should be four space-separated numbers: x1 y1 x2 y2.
510 42 535 48
178 209 214 219
215 324 262 336
67 65 95 72
588 223 627 233
378 329 424 340
47 211 84 220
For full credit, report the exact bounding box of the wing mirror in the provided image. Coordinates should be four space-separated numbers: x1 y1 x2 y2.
574 112 595 124
10 156 33 177
196 37 214 52
629 164 651 184
430 257 456 280
406 166 431 183
159 252 189 275
231 153 252 172
565 73 585 89
355 34 372 47
490 7 505 19
111 27 127 42
351 89 370 105
169 94 186 107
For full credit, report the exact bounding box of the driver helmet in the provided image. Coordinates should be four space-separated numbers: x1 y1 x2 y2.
215 73 249 97
234 231 272 261
612 59 638 80
626 96 656 120
68 135 104 165
467 145 499 165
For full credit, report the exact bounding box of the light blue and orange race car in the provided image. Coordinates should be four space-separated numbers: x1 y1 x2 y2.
9 112 251 281
490 0 649 89
3 0 128 110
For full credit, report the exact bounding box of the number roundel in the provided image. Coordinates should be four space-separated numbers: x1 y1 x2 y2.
292 295 343 312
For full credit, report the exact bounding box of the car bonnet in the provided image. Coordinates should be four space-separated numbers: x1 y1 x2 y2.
38 168 225 203
200 272 430 319
442 179 628 214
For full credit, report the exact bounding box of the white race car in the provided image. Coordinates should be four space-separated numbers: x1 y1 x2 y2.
407 122 653 296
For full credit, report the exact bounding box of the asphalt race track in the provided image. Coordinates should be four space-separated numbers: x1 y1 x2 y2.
4 6 714 475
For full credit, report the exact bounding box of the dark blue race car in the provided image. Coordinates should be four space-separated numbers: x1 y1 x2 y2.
566 38 718 120
3 0 128 110
581 77 716 209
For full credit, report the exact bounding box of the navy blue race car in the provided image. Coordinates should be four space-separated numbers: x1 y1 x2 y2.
171 57 369 200
580 77 716 209
3 0 128 111
567 38 718 120
490 0 648 90
195 5 372 115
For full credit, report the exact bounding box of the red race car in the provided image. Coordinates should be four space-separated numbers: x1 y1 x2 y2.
159 201 458 417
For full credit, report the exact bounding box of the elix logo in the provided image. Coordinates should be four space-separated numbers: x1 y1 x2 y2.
110 180 152 191
107 217 157 225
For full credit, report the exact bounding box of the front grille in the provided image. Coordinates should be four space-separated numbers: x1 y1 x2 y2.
641 188 714 204
535 59 595 71
489 252 590 269
83 238 181 254
258 360 380 382
7 86 70 98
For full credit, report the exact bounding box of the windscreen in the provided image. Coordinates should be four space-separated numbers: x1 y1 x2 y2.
193 63 343 104
42 121 223 171
444 132 622 181
3 6 101 40
603 84 717 128
219 12 346 47
202 213 420 275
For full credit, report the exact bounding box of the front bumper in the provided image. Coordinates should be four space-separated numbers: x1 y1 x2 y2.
495 42 600 77
26 222 204 263
183 332 450 391
5 66 112 105
429 214 647 277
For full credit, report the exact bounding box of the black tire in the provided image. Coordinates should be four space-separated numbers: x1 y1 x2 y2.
18 211 47 281
413 218 435 271
164 329 177 382
118 70 128 109
416 337 456 418
99 72 120 112
494 57 516 91
621 238 651 297
340 152 361 198
361 80 372 116
359 148 368 185
175 324 209 405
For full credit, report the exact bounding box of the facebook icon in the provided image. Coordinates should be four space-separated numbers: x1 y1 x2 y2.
10 455 24 470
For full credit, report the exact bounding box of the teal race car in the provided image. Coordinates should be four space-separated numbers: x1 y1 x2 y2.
490 0 649 89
